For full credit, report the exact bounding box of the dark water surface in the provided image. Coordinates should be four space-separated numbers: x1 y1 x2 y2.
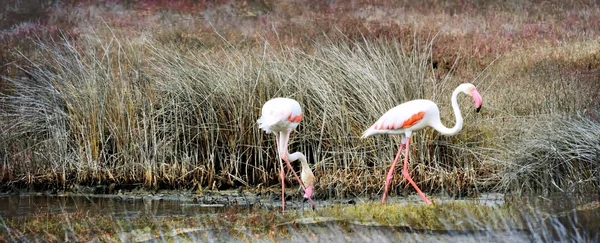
0 194 226 218
0 193 598 242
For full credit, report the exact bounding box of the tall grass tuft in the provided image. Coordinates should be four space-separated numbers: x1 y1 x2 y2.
496 111 600 196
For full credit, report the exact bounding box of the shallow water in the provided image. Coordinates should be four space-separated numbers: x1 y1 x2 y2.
0 192 598 242
0 194 226 219
0 192 505 218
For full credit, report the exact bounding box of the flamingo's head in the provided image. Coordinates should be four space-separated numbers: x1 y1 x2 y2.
303 183 313 200
459 83 483 113
301 165 315 207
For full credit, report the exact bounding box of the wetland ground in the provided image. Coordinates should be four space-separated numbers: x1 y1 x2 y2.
1 0 599 241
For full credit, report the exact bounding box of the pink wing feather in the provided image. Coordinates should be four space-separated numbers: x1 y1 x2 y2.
361 100 432 138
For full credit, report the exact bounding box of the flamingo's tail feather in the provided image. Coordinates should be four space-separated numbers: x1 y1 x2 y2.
257 116 278 133
361 125 377 138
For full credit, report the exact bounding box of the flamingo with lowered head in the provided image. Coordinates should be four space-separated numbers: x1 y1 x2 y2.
257 97 315 213
361 83 483 205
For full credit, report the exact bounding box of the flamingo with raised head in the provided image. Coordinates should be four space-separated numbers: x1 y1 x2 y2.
257 97 315 213
361 83 483 205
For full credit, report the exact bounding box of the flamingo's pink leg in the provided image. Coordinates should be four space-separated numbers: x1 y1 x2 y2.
401 137 432 205
382 142 405 203
275 133 286 213
280 130 307 192
304 184 315 206
279 158 286 213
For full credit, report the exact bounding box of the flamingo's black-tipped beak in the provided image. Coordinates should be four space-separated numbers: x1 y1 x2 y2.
471 89 483 113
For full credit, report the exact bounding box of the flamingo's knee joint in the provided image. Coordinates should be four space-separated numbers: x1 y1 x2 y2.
402 169 410 178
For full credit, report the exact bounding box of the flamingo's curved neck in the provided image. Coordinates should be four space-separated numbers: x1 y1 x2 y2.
288 152 309 171
278 132 310 172
432 87 464 136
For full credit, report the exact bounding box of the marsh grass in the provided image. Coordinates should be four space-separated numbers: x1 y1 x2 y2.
0 29 496 198
496 111 600 196
312 202 521 231
2 28 599 198
1 0 599 198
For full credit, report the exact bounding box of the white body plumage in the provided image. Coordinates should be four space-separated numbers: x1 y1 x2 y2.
257 97 303 134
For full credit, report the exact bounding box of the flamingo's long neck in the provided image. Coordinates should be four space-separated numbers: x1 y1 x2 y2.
278 132 310 172
288 152 309 171
432 87 464 136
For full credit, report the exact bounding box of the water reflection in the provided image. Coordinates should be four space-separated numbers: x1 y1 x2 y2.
0 193 597 242
0 194 225 218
